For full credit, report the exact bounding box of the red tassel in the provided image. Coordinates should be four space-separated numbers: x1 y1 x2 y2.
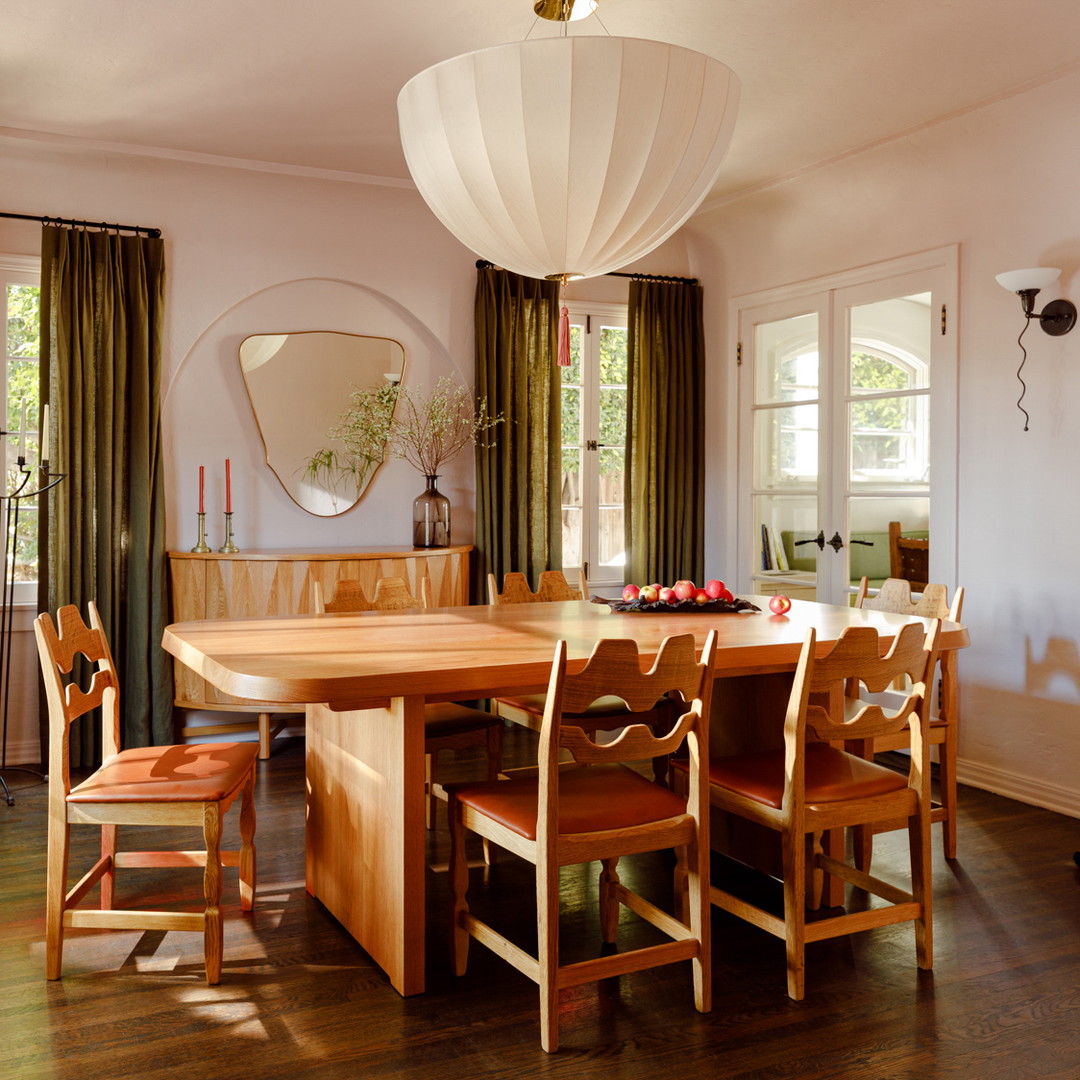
558 304 570 367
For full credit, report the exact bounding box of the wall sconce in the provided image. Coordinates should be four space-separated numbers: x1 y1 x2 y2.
995 267 1077 430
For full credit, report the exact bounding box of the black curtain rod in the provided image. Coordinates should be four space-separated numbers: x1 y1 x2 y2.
0 211 162 239
475 260 696 286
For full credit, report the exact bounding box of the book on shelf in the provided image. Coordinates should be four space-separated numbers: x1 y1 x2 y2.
761 523 772 570
768 525 789 572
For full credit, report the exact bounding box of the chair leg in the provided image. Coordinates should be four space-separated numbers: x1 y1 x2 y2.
99 823 117 911
537 852 560 1053
202 803 224 985
685 838 712 1014
238 769 257 912
448 796 470 976
782 830 807 1001
425 751 438 830
939 729 958 860
45 816 69 981
598 857 620 943
257 713 272 760
909 809 934 971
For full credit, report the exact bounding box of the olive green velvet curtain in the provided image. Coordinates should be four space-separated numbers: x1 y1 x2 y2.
474 267 561 602
38 225 171 764
625 279 706 587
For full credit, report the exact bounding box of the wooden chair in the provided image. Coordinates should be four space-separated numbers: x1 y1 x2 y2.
313 578 502 830
487 569 676 784
853 575 964 864
888 521 930 591
486 568 590 605
448 630 717 1052
697 619 941 1000
35 603 257 984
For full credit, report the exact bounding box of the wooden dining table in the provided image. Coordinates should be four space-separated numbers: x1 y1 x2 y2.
162 595 968 997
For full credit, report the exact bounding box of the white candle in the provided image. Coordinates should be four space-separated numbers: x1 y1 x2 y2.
18 399 26 459
41 404 49 464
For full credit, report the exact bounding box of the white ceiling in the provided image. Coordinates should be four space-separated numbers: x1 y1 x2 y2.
5 0 1080 205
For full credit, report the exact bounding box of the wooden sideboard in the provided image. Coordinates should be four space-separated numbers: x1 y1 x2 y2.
167 546 472 756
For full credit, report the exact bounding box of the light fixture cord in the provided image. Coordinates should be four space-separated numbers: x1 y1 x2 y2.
1015 317 1031 431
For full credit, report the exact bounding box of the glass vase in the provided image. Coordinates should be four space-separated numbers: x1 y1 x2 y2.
413 474 450 548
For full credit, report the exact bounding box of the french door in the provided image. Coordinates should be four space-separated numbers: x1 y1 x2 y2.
735 247 958 604
560 302 628 592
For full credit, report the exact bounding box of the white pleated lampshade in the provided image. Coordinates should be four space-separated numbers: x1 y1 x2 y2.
397 36 739 280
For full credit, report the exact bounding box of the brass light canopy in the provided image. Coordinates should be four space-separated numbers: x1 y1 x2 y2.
535 0 597 21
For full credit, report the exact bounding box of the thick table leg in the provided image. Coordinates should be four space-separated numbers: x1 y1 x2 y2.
305 695 427 996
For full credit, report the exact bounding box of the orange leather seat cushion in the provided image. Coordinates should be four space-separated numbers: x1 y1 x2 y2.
451 763 686 840
423 702 500 737
67 742 258 804
676 743 908 810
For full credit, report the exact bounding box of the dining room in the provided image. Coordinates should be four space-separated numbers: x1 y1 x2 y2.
4 0 1080 1075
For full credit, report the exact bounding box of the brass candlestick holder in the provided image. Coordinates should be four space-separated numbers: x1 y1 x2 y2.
219 511 239 554
190 511 211 553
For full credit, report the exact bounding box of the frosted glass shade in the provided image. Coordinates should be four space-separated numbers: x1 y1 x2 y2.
995 267 1061 292
397 36 740 280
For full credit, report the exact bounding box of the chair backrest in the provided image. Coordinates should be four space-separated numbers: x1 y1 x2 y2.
314 576 429 614
888 521 930 590
536 631 717 819
854 576 963 623
34 602 121 792
486 569 589 605
785 622 942 806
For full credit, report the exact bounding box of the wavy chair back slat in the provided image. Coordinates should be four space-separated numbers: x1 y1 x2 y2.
545 633 716 768
487 569 588 605
795 622 941 745
316 576 428 614
35 602 122 783
855 576 964 623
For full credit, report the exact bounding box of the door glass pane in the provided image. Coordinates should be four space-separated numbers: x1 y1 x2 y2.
754 493 819 574
849 294 930 394
755 313 819 404
849 496 930 586
755 403 819 489
849 395 930 487
597 447 625 568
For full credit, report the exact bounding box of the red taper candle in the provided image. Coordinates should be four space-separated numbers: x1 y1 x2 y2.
225 458 232 513
198 465 205 513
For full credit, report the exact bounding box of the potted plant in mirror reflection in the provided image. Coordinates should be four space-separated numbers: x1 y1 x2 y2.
308 377 503 548
302 382 398 514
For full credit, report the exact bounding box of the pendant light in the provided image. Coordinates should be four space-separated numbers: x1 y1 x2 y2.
397 4 739 281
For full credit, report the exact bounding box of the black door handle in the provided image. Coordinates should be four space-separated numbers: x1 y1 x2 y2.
794 530 826 551
828 531 845 553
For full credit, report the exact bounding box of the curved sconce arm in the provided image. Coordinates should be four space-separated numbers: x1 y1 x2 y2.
995 267 1076 431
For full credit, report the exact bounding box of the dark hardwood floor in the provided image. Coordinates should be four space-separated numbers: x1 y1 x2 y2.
3 729 1079 1079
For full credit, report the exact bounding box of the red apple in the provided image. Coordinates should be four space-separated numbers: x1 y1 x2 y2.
673 580 696 602
704 579 726 599
622 583 640 602
658 586 677 604
693 589 710 605
769 594 792 615
639 584 659 604
718 587 734 603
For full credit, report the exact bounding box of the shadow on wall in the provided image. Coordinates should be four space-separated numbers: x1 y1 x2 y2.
1027 637 1080 697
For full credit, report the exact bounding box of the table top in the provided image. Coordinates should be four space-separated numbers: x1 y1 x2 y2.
162 596 969 708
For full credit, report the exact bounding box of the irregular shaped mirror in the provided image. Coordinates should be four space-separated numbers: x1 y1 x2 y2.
240 331 405 516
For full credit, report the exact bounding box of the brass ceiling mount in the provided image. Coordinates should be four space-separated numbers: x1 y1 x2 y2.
534 0 597 21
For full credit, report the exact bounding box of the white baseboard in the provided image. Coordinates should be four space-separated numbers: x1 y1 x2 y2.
957 757 1080 820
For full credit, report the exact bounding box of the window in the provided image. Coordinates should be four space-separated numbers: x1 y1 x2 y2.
2 256 42 600
559 303 628 590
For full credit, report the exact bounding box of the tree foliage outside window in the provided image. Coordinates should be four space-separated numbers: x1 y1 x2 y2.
5 281 41 584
